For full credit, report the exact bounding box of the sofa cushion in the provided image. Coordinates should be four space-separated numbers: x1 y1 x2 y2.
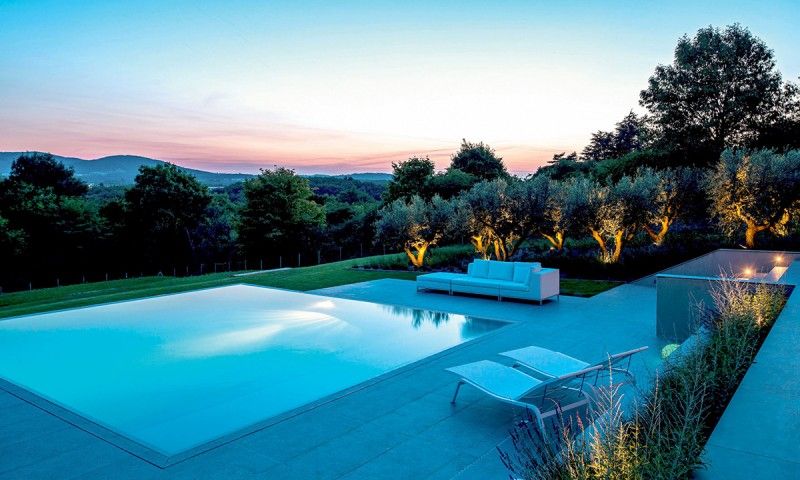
487 261 514 281
513 264 531 283
469 259 490 278
512 262 542 283
417 272 461 285
452 277 528 292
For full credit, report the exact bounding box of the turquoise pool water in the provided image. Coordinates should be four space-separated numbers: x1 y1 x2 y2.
0 285 504 456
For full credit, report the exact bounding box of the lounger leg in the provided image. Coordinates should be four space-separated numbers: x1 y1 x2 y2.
451 381 464 404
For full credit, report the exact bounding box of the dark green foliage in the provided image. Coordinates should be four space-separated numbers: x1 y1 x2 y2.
449 139 508 181
238 168 326 258
0 154 98 286
640 24 787 165
591 149 674 182
123 164 212 266
307 175 385 202
85 184 127 208
7 152 88 197
194 193 239 262
581 111 651 161
535 152 589 181
385 156 435 202
428 168 477 199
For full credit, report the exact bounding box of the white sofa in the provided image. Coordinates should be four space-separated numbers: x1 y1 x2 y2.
416 259 560 304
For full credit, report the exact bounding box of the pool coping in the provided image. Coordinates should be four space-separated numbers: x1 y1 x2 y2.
0 284 520 468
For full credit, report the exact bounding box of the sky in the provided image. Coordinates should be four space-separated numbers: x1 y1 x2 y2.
1 1 799 175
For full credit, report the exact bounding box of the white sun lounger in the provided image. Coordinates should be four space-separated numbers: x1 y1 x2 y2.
499 346 648 385
446 359 603 433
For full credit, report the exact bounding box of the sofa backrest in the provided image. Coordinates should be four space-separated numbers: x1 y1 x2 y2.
487 261 514 281
468 260 543 283
468 259 491 278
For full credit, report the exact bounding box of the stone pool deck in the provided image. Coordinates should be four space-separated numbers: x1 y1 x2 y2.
0 280 664 479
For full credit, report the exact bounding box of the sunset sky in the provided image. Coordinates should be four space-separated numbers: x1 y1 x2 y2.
2 0 799 175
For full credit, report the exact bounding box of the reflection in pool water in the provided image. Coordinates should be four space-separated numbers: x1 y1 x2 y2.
382 304 504 337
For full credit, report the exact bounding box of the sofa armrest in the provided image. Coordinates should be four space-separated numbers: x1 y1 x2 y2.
528 268 560 299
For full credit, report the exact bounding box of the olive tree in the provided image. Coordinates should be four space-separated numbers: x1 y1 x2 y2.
532 176 569 251
565 176 652 263
707 149 800 248
460 179 542 261
638 167 698 245
375 195 456 268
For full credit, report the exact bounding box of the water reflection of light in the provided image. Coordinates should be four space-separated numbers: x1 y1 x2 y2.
310 300 336 310
166 310 343 358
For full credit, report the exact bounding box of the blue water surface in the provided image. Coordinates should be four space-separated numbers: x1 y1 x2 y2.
0 285 504 455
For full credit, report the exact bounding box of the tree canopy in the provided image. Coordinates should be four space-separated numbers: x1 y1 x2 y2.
375 195 457 267
238 168 326 258
707 149 800 248
385 156 435 202
640 24 786 165
124 163 212 266
449 139 508 181
581 112 651 162
7 153 89 197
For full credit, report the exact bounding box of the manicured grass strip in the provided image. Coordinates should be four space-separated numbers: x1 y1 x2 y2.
0 254 620 319
243 258 419 292
560 278 623 297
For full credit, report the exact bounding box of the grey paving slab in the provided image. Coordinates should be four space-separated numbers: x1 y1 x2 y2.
0 279 662 479
696 445 800 480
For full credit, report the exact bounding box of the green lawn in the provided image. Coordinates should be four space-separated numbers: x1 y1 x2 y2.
0 254 620 319
560 278 623 297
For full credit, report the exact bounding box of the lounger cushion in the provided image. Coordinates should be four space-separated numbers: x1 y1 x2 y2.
446 360 542 400
487 261 514 281
470 259 490 278
500 346 590 378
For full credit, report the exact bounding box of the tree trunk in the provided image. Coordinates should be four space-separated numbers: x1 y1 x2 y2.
541 231 564 251
492 239 508 261
611 230 625 263
744 222 768 249
405 242 429 268
589 229 609 261
644 217 671 246
471 234 490 260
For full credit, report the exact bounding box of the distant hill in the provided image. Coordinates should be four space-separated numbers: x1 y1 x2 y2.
0 152 393 187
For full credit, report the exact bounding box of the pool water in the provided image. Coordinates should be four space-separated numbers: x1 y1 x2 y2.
0 285 504 456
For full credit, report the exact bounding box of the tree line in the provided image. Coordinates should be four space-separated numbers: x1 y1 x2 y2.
0 155 383 290
378 150 800 267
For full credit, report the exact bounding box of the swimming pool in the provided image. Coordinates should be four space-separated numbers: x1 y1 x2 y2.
0 285 505 461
